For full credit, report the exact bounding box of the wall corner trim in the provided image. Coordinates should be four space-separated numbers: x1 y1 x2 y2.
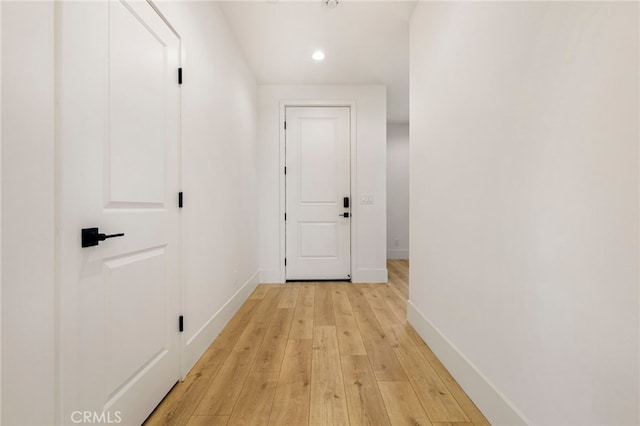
407 300 530 426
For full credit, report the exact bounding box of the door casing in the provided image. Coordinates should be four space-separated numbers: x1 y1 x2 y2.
278 100 357 283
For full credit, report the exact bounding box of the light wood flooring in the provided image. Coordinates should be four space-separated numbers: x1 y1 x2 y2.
145 260 489 426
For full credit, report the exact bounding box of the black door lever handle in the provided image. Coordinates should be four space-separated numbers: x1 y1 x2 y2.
82 227 125 248
100 232 125 241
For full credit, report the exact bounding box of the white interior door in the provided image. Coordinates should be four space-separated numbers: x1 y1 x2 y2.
58 1 181 424
285 107 351 280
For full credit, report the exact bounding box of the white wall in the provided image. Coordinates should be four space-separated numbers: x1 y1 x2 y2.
156 1 260 373
1 2 56 425
408 2 639 425
387 123 409 259
258 85 387 283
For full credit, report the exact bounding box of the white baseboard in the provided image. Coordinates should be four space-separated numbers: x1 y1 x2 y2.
182 271 259 376
407 301 529 425
259 268 283 284
352 268 388 283
387 249 409 259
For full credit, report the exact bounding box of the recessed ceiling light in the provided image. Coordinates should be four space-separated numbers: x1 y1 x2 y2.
312 50 325 61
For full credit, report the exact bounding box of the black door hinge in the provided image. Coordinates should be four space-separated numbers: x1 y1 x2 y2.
284 258 287 266
178 192 183 208
284 166 287 175
285 213 287 221
284 121 287 130
179 315 184 332
178 67 183 85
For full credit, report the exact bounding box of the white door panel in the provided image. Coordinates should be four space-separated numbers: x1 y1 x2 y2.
58 1 181 424
109 0 167 205
286 107 351 280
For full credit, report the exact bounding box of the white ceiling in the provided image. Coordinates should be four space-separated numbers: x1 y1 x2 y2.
218 1 415 123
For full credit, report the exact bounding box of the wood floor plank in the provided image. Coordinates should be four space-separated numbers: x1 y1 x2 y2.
387 261 409 298
405 325 490 426
378 382 432 426
310 326 349 425
385 272 408 303
195 322 269 416
388 259 409 279
268 339 312 426
387 268 408 298
144 369 217 426
211 299 263 361
345 285 408 382
387 324 469 422
249 285 270 300
340 355 391 426
361 285 401 328
376 284 407 324
253 308 294 372
331 284 367 356
278 284 300 309
313 284 336 326
250 284 284 300
185 416 229 426
252 287 284 323
289 284 315 339
145 300 262 426
227 372 278 425
389 261 409 287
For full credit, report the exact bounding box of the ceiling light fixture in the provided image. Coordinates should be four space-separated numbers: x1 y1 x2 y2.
324 0 339 8
312 50 325 61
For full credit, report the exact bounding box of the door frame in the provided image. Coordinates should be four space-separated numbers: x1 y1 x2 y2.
144 0 187 381
53 1 184 423
278 100 357 283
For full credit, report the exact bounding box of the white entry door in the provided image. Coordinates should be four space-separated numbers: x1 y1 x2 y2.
285 107 351 280
58 1 181 424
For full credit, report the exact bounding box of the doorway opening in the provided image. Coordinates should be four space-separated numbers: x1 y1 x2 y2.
386 123 410 287
284 106 352 281
279 102 357 282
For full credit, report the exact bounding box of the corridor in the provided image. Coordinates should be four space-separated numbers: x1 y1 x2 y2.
146 260 488 425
